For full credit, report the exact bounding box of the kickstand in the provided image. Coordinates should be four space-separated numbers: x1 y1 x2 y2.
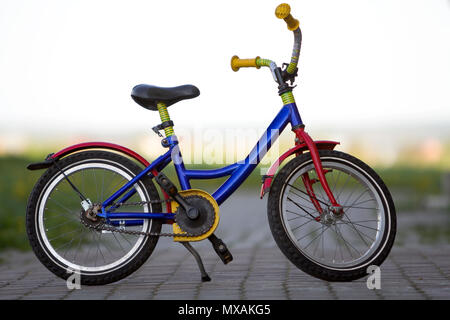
180 242 211 282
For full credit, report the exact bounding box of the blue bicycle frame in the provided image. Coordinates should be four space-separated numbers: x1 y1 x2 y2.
97 102 303 223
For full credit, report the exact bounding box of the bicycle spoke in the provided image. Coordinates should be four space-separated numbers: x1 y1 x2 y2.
341 221 370 248
334 225 345 262
103 175 127 201
345 188 370 209
288 189 319 211
331 170 342 202
339 216 376 242
72 228 88 263
304 224 330 250
101 169 105 203
93 168 99 203
83 233 93 265
54 228 83 252
314 172 330 206
48 229 80 242
287 197 318 220
312 224 325 257
297 225 324 242
333 225 360 258
95 232 107 265
291 218 316 232
287 183 329 206
100 236 116 258
286 210 316 221
54 182 83 201
118 231 136 247
338 219 379 232
46 219 78 231
335 172 352 201
48 198 77 216
342 219 379 223
348 198 376 207
45 211 79 223
342 205 378 210
111 231 127 254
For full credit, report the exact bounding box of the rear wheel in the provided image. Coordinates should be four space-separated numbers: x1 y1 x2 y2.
268 150 396 281
26 151 162 285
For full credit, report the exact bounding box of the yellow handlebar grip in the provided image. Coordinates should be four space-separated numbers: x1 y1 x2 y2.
231 55 261 72
275 3 299 31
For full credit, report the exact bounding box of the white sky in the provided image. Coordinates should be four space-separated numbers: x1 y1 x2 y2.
0 0 449 136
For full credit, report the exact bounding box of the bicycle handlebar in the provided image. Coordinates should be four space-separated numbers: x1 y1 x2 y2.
231 56 261 72
275 3 299 31
230 3 302 81
276 3 301 75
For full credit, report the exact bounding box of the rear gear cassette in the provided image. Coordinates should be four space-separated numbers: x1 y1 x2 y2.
80 208 104 230
175 195 216 236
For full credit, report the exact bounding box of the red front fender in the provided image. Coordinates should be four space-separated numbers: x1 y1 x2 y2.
260 140 339 198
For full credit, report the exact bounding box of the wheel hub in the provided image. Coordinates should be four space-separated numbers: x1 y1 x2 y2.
80 204 104 230
320 207 343 226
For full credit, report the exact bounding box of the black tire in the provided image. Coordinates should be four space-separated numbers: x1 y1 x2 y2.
267 150 396 281
26 151 162 285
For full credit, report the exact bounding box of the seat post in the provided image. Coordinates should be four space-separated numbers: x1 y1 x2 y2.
156 102 175 137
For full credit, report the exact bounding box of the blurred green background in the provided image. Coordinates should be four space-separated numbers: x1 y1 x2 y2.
1 140 449 251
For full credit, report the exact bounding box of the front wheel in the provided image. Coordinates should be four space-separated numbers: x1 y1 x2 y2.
268 150 396 281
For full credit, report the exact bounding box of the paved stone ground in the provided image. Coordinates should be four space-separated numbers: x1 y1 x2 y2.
0 245 448 300
0 193 449 300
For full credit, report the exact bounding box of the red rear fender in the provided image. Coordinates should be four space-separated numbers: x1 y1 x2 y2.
50 142 150 166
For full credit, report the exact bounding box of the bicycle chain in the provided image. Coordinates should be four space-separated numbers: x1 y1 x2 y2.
80 199 195 238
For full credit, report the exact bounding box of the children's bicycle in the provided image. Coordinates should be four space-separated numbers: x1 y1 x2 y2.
26 3 396 284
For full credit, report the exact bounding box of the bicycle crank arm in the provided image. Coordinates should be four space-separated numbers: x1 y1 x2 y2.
155 173 199 219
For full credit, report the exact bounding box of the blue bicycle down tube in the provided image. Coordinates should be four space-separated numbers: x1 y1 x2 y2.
212 104 291 205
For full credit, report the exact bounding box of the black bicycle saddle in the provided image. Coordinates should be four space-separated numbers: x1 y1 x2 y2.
131 84 200 111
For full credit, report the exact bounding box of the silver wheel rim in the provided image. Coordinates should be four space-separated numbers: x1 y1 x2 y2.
280 157 389 270
36 159 152 273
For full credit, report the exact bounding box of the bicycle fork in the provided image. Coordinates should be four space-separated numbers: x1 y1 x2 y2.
293 127 343 217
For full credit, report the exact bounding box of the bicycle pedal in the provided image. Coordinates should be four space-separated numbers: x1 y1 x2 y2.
209 234 233 265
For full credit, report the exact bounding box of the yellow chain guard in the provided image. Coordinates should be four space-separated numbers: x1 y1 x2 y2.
171 189 220 242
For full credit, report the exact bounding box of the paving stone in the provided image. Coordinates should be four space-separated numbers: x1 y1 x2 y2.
0 238 448 300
